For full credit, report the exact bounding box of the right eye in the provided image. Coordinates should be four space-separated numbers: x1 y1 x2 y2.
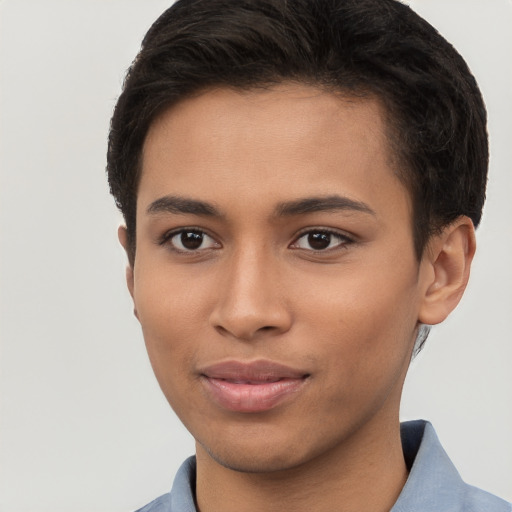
163 229 220 253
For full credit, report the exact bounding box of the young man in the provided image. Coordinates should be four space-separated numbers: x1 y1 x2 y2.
107 0 511 510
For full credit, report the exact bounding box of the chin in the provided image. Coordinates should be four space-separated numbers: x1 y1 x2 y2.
203 445 306 474
195 425 343 476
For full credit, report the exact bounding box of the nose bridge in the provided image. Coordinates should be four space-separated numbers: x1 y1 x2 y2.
210 241 291 340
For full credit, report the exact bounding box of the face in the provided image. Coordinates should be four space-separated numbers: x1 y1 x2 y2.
128 84 432 473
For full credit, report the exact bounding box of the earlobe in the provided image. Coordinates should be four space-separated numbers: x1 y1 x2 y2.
418 216 476 326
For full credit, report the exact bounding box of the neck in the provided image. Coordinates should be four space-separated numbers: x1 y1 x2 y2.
195 416 408 512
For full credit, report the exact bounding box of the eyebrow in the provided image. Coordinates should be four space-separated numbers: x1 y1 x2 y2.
147 195 221 217
275 195 376 217
146 194 375 218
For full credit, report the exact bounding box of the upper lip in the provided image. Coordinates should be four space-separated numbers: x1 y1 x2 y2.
199 360 309 382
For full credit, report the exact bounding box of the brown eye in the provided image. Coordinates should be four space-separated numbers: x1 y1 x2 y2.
167 230 219 252
308 232 332 250
180 231 204 250
292 230 351 251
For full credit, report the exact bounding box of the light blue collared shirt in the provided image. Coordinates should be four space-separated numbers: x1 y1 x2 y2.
135 420 511 512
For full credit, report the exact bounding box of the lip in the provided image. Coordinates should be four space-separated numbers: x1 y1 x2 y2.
199 360 309 413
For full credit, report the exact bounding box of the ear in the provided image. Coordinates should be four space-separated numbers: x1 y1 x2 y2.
418 216 476 326
118 226 137 318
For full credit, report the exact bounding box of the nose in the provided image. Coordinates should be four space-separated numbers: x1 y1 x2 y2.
209 247 292 341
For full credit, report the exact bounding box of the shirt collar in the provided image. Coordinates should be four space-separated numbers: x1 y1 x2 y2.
391 420 465 512
169 456 197 512
167 420 509 512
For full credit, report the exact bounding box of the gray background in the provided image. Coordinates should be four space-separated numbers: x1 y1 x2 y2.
1 1 511 510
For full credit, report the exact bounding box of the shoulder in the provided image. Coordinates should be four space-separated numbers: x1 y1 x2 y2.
134 456 197 512
462 484 511 512
395 421 511 512
135 493 172 512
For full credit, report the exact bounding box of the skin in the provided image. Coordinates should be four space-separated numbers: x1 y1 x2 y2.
120 83 475 512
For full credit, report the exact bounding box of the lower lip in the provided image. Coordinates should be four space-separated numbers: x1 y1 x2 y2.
201 377 306 413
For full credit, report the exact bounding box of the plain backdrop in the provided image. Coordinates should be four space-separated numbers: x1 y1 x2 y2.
0 1 511 511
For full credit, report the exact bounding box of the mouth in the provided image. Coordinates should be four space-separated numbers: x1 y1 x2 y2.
199 360 310 413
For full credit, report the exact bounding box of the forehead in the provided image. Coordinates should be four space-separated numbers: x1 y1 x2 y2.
144 83 392 164
139 83 411 220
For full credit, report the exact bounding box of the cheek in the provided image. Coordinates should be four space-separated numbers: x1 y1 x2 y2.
133 271 205 385
305 287 418 423
134 258 210 335
298 262 420 371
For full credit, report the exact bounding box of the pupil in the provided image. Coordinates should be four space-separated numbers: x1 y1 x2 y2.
308 232 330 250
181 231 203 250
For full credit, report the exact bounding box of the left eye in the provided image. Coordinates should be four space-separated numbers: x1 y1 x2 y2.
167 230 219 252
291 230 350 251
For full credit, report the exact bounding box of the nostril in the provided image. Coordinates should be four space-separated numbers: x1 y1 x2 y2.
213 322 279 341
215 325 229 336
209 301 293 340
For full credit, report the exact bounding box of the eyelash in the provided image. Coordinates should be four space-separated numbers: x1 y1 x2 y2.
291 228 354 252
159 228 220 253
159 227 354 254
